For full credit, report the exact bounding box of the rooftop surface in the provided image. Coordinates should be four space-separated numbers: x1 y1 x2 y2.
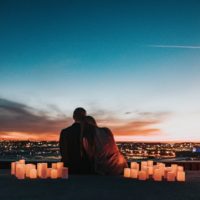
0 170 200 200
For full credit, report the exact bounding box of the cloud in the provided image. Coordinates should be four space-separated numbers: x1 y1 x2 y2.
0 98 72 140
91 110 170 137
0 98 169 140
148 44 200 49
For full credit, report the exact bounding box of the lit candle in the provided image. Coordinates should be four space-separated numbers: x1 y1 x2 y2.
25 164 36 178
148 166 154 176
130 162 138 169
130 169 138 179
57 162 64 178
51 169 58 179
47 168 51 178
147 160 153 167
138 171 147 180
167 172 176 182
164 167 172 179
177 171 185 182
30 169 37 179
57 162 64 168
141 161 147 169
11 162 16 175
153 169 162 181
16 163 25 179
124 168 131 178
177 166 184 172
19 159 25 164
171 164 178 173
61 167 69 179
41 163 48 179
52 163 57 169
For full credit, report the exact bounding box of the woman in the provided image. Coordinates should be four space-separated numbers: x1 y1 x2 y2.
82 116 128 175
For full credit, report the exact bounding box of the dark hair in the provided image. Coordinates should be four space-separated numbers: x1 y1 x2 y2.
73 107 86 122
85 116 97 126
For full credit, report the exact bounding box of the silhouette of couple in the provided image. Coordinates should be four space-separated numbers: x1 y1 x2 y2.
59 107 128 175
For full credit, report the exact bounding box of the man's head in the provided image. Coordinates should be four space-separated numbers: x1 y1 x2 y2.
73 107 86 122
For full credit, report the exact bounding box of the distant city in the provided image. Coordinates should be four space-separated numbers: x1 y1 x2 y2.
0 141 200 162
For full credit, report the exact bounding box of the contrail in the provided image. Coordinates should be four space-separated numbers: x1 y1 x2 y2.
148 45 200 49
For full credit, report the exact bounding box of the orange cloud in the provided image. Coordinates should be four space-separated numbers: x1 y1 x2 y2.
0 98 166 141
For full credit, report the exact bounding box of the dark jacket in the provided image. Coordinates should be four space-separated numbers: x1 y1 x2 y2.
59 123 93 174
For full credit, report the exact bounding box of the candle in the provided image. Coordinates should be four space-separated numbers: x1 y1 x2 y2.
47 168 51 178
148 166 154 175
51 169 58 179
19 159 25 164
57 162 64 178
30 169 37 179
131 162 139 169
171 164 178 173
147 160 153 167
177 166 184 172
61 167 69 179
153 169 162 181
124 168 131 178
52 163 57 169
25 164 36 178
11 162 16 175
164 167 172 179
16 163 25 179
138 171 147 180
167 172 176 182
41 163 48 179
141 161 147 169
177 171 185 182
57 162 64 168
130 169 138 179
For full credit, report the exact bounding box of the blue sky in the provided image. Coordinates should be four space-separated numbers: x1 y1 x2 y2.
0 0 200 141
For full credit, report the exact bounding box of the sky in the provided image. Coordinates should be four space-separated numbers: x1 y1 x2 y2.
0 0 200 142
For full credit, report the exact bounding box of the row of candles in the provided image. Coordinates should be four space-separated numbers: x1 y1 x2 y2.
124 161 185 182
11 160 68 179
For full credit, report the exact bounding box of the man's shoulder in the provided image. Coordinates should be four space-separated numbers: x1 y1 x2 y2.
61 123 80 135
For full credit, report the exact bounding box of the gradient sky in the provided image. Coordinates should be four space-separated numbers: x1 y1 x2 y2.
0 0 200 141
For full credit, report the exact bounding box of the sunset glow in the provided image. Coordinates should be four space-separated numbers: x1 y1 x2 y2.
0 1 200 142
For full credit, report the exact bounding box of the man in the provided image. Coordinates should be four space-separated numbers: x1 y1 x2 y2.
59 107 92 174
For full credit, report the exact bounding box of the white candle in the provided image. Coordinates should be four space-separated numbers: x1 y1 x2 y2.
148 166 154 175
124 168 131 178
130 162 137 169
19 159 25 164
11 162 16 175
177 171 185 182
147 160 153 167
130 169 138 179
167 172 176 181
171 164 178 173
57 162 64 168
41 163 48 179
47 168 51 178
51 169 58 179
153 169 162 181
30 169 37 179
61 167 69 179
16 163 25 179
177 166 184 172
138 171 147 180
52 163 57 169
57 162 64 178
141 161 147 169
25 164 36 178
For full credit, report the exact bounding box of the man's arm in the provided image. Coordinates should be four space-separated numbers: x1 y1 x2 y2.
59 130 68 163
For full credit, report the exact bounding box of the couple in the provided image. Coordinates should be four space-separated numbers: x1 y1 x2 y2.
59 107 127 175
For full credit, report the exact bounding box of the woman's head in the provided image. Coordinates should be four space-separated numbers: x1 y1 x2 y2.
85 116 97 126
